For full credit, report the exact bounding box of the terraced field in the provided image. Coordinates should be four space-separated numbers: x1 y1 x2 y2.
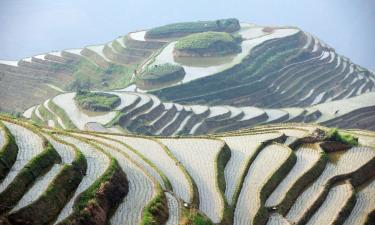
1 17 375 225
27 91 375 133
1 20 374 126
0 115 374 224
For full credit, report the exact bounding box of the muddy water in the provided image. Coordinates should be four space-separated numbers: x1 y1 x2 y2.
328 150 346 164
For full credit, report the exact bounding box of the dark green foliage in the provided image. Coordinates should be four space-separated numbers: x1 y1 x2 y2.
74 90 121 112
59 157 128 225
327 128 359 146
0 143 61 213
7 151 86 224
216 144 231 198
277 152 328 215
145 18 240 38
0 123 19 181
74 158 117 211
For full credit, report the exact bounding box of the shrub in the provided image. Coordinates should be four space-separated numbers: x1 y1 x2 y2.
74 90 121 112
327 128 359 146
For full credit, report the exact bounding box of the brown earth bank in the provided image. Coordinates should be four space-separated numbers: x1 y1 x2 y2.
57 165 128 225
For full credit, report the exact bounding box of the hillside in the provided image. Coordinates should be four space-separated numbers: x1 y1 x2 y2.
0 115 374 225
1 19 374 118
25 91 375 134
0 15 374 225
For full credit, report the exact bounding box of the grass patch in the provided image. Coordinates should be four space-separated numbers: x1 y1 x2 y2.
74 90 120 112
66 58 134 91
140 190 169 225
189 214 214 225
182 208 214 225
136 63 185 90
140 63 184 80
145 18 240 38
175 32 241 56
327 128 359 146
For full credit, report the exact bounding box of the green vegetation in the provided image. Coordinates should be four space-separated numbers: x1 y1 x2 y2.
254 145 296 225
0 142 61 213
30 108 45 126
183 208 214 225
74 90 121 112
0 114 374 224
151 32 304 104
327 128 359 146
175 32 241 57
61 156 128 225
189 214 214 225
277 152 328 215
140 190 169 225
136 63 185 90
38 104 63 129
48 100 77 129
0 122 19 181
175 32 238 50
140 63 184 79
145 18 240 38
7 148 86 225
66 58 134 91
75 158 117 211
216 143 233 225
